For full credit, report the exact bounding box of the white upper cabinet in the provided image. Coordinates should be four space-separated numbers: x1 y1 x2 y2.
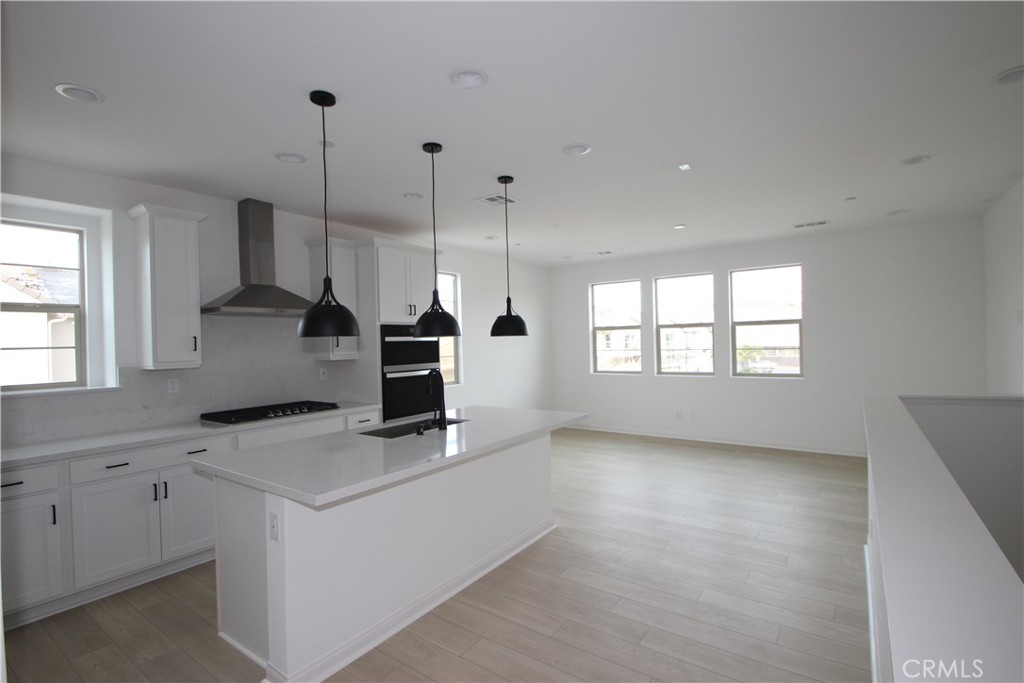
307 237 358 360
377 244 435 324
129 204 206 369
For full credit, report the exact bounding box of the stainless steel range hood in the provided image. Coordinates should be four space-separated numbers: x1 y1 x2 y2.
201 199 313 316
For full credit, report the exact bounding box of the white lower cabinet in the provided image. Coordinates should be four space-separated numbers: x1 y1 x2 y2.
72 472 162 588
158 464 215 560
71 466 214 588
1 492 63 612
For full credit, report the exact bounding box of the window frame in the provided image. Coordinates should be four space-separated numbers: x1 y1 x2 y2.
436 270 462 385
590 279 642 375
1 194 116 395
654 273 715 376
1 222 87 390
729 264 804 378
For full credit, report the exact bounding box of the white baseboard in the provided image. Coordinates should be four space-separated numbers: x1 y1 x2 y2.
268 517 556 683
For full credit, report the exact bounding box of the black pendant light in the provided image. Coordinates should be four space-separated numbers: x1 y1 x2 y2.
298 90 360 338
413 142 462 338
490 175 528 336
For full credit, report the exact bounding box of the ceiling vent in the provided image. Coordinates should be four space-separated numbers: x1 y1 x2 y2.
793 220 829 229
476 194 515 206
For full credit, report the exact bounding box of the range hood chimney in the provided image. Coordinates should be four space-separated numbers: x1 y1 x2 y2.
201 198 314 316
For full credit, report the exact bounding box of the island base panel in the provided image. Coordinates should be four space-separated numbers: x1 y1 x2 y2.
217 433 555 682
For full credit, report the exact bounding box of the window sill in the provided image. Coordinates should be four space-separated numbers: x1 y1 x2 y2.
2 384 122 399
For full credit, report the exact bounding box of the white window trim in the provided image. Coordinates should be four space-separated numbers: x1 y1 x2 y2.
1 193 117 394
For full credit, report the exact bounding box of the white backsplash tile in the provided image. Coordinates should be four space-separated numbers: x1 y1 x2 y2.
2 316 343 446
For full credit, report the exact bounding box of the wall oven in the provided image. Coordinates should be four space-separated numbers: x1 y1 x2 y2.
380 324 440 422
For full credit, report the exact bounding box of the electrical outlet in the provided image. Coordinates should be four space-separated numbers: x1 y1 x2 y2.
269 513 280 541
319 368 328 381
167 378 179 394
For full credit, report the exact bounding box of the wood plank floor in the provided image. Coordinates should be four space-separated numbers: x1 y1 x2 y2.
4 429 871 682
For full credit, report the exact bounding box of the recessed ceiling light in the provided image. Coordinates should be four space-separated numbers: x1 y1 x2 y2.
673 224 687 230
563 143 592 157
901 154 931 166
993 65 1024 84
450 69 488 89
677 163 692 171
55 83 104 103
275 153 306 164
886 209 909 216
403 193 424 200
484 235 498 240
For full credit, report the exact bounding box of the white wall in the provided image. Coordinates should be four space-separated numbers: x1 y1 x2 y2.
982 179 1023 394
548 219 988 455
0 155 551 445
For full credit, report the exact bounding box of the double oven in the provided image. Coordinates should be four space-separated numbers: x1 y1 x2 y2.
380 324 440 422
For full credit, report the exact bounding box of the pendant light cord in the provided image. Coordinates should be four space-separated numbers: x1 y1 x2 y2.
320 104 330 280
430 149 439 291
504 183 511 299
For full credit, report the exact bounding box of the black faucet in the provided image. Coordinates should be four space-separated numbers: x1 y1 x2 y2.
426 368 447 431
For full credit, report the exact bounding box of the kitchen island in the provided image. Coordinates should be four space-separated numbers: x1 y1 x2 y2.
189 405 585 683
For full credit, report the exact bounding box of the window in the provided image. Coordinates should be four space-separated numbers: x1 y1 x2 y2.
436 271 461 384
1 223 85 389
591 280 641 373
1 195 116 393
730 264 802 376
655 273 714 375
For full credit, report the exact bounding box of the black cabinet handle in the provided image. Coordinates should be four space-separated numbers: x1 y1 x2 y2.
335 337 340 348
51 504 57 525
357 418 371 424
163 481 168 499
105 462 130 470
186 448 207 455
412 304 417 315
152 483 158 501
1 481 24 488
193 336 198 352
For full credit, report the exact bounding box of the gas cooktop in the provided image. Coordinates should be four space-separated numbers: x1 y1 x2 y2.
201 400 339 425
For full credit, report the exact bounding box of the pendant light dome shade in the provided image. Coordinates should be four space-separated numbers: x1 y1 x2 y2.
414 142 461 338
490 175 528 336
299 90 359 338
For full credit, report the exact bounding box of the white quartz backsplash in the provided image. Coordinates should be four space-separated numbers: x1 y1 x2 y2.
2 315 347 446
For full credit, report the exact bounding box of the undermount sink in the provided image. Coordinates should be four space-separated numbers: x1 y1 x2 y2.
359 418 468 439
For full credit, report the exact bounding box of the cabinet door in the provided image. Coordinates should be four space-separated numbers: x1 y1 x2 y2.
1 492 63 612
159 465 214 560
407 250 436 318
151 213 201 366
377 246 412 323
72 472 161 588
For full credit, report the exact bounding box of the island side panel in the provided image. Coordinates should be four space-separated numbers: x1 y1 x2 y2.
265 434 554 682
215 477 270 665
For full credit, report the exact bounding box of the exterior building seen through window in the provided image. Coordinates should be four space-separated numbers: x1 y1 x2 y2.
436 271 460 384
655 273 714 374
591 280 641 373
730 264 803 376
1 222 85 389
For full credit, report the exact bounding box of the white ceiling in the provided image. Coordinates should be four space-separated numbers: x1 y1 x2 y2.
2 1 1021 265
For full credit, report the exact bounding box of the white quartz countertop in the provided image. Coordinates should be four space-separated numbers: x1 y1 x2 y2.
0 401 380 468
190 405 586 508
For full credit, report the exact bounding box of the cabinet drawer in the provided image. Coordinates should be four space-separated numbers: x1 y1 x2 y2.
1 465 60 498
346 411 380 430
237 415 347 450
70 436 233 485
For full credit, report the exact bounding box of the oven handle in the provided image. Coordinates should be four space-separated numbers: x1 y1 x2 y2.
383 363 440 375
384 369 436 379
